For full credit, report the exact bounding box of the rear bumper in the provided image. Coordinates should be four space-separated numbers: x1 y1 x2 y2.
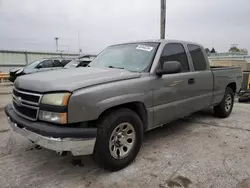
5 104 97 156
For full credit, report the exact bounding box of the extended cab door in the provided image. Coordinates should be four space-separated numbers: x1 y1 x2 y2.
185 44 213 112
153 43 198 127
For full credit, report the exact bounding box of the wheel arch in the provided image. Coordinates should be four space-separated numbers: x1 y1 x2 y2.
227 82 236 93
98 102 148 132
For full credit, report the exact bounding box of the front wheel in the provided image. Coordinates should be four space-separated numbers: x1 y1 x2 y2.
93 108 143 171
214 87 234 118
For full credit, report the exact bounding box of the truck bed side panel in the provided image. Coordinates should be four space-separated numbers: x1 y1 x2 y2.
211 67 242 105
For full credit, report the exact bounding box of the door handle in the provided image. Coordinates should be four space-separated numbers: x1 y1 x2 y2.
188 78 195 85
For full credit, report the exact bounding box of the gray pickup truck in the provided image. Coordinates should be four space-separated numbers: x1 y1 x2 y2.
5 40 242 171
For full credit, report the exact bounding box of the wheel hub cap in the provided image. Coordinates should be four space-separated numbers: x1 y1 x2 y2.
115 132 126 146
225 94 232 112
109 122 136 159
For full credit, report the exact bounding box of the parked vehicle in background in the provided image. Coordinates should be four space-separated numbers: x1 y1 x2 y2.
64 55 96 69
5 40 242 171
238 71 250 102
9 57 72 82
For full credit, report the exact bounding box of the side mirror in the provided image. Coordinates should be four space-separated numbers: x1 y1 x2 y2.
36 64 42 69
156 61 182 76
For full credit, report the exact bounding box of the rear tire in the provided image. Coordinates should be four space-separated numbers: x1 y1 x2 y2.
93 108 143 171
214 87 234 118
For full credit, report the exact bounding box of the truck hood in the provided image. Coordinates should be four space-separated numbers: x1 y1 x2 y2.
14 67 141 93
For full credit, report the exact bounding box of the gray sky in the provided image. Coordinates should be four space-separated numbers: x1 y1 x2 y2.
0 0 249 54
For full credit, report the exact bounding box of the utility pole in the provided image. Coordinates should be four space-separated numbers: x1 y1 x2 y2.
160 0 166 39
55 37 59 52
78 31 82 53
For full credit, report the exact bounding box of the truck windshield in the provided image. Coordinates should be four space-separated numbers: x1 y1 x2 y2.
89 42 159 72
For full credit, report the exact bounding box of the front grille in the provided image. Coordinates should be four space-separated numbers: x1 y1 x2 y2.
13 102 37 120
13 89 40 103
12 87 42 121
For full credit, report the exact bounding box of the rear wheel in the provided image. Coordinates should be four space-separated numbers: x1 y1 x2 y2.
93 108 143 171
214 87 234 118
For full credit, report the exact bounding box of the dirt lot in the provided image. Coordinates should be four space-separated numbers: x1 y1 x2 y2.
0 92 250 188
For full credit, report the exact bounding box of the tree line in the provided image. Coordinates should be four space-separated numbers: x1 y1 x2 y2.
205 46 248 55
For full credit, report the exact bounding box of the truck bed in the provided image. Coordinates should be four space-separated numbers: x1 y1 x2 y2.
210 66 242 71
211 66 242 105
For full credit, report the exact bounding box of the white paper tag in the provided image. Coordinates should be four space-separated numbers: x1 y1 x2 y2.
136 45 154 52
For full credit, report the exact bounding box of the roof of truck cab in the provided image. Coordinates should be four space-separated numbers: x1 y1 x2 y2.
46 57 73 60
112 39 202 47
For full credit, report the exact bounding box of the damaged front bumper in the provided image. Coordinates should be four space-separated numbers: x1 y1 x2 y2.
5 104 97 156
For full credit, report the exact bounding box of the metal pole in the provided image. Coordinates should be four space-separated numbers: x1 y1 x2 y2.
160 0 166 39
24 52 28 65
55 37 59 52
78 32 81 53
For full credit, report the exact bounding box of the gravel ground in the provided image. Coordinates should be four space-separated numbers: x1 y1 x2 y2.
0 82 13 95
0 94 250 188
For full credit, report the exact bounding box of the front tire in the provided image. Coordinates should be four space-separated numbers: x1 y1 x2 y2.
93 108 143 171
214 87 234 118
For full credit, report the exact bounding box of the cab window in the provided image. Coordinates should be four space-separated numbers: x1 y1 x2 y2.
37 60 53 68
187 44 207 71
160 43 189 72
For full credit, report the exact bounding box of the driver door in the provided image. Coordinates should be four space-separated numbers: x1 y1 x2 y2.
153 43 195 127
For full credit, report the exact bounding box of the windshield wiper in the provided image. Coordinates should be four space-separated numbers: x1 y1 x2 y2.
108 66 124 69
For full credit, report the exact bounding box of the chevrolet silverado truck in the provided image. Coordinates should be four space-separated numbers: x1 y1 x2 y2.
5 40 242 171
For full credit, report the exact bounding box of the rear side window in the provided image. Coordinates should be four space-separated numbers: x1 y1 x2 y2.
53 60 63 67
79 61 91 67
160 43 189 72
187 44 207 71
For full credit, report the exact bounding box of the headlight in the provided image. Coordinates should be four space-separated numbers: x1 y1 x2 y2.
39 110 67 124
41 93 71 106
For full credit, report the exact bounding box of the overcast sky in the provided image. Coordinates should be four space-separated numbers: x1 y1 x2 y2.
0 0 249 54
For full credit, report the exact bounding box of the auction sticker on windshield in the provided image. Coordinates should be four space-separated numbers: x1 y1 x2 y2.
136 45 154 52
